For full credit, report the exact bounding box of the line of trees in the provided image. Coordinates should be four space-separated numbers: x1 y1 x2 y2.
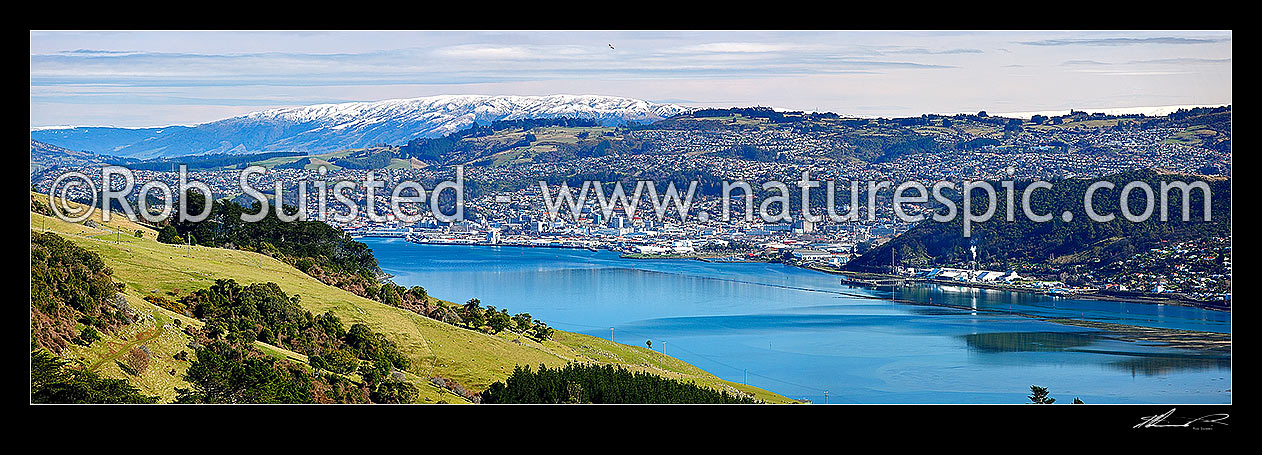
457 298 553 341
481 363 759 404
128 151 305 171
333 149 396 169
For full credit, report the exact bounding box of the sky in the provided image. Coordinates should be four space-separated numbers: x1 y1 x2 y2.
29 30 1232 128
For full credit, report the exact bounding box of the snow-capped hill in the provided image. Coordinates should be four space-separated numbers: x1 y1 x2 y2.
238 94 689 133
31 95 694 159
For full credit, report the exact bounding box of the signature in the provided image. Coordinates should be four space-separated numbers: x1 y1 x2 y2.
1134 408 1229 429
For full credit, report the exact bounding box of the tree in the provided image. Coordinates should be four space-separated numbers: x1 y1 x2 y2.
463 298 485 329
371 379 418 404
512 312 533 333
532 322 554 341
407 286 428 302
157 225 180 244
1004 118 1024 135
311 348 358 375
177 341 313 404
379 284 401 307
357 358 392 385
1028 385 1056 404
76 326 101 346
487 310 512 334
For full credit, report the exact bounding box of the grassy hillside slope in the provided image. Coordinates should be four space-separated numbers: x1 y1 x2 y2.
31 194 795 403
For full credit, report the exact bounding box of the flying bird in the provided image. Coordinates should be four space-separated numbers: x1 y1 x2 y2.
608 43 615 50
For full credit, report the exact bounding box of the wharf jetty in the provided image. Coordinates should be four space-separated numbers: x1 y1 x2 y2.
840 276 911 287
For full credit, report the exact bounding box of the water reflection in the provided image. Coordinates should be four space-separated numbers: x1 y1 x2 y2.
962 331 1099 353
962 331 1230 375
1108 356 1231 376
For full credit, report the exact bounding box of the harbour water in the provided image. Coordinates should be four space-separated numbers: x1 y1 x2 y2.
366 238 1231 404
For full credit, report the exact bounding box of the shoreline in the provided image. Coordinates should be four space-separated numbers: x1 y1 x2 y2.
366 237 1230 312
366 236 1230 313
364 236 1231 353
800 264 1231 313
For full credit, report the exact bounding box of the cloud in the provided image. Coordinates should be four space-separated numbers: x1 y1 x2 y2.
1127 57 1232 65
1062 60 1112 65
1070 69 1195 76
432 45 540 59
59 49 145 56
1020 37 1228 46
1060 57 1232 66
882 47 984 55
678 42 806 53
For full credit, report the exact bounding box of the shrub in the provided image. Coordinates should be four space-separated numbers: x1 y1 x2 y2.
145 294 188 315
122 346 151 375
76 326 101 345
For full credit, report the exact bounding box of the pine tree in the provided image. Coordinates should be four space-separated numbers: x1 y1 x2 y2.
1028 385 1056 404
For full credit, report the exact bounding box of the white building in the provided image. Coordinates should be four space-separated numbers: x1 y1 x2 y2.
791 249 833 262
633 245 671 255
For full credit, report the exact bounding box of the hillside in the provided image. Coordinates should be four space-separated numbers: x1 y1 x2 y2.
30 194 795 404
29 95 693 159
31 106 1232 189
29 139 136 175
844 169 1230 278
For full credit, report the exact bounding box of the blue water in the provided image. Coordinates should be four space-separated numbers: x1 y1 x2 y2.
366 239 1232 404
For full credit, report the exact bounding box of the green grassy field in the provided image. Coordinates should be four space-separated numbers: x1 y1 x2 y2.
31 195 797 404
1162 127 1223 147
466 126 620 168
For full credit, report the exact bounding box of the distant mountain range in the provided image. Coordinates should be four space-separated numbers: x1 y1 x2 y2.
29 95 694 160
29 139 138 175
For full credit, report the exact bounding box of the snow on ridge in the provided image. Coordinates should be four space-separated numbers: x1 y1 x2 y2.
236 94 694 126
31 94 697 158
